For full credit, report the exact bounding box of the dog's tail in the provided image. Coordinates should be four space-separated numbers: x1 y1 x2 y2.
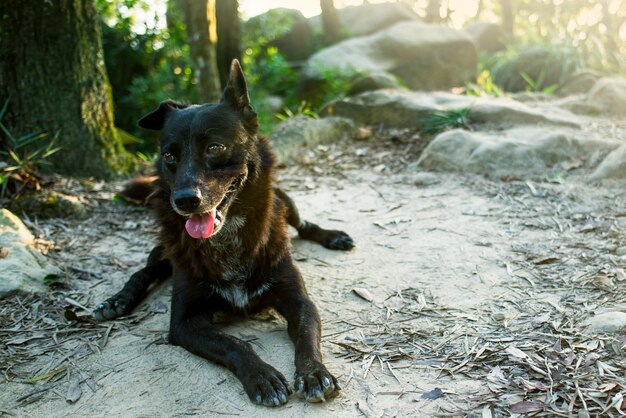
117 176 158 205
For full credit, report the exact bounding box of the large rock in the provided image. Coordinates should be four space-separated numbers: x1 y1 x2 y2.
298 22 477 99
309 2 419 39
585 76 626 117
490 45 580 92
322 90 581 130
582 312 626 334
464 22 506 53
557 70 602 96
416 127 620 178
590 141 626 180
347 72 402 96
269 116 355 161
0 209 60 297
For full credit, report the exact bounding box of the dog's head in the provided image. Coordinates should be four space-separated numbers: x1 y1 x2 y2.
138 59 259 239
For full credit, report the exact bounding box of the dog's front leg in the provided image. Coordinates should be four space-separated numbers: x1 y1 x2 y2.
272 260 340 402
169 273 291 407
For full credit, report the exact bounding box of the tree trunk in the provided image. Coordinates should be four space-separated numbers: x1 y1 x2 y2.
500 0 514 36
216 0 241 89
0 0 132 178
425 0 441 24
320 0 342 44
474 0 484 21
600 0 620 66
179 0 222 103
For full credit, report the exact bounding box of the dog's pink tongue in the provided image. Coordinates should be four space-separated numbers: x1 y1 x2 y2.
185 210 216 239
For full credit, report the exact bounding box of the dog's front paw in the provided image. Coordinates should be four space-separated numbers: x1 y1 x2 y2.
325 230 354 251
295 362 340 402
92 293 134 321
240 363 292 407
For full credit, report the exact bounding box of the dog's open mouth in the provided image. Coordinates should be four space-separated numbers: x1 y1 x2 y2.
183 176 245 239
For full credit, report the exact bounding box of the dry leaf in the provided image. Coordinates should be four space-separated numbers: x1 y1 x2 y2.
519 378 548 392
505 346 529 360
66 379 82 403
421 387 444 400
509 401 544 414
0 247 8 259
355 127 373 140
534 256 560 265
353 288 374 302
482 404 493 418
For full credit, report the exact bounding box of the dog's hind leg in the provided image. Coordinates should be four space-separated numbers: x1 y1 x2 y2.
93 245 172 321
274 188 354 250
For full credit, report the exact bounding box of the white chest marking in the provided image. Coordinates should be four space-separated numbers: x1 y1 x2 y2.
214 282 271 309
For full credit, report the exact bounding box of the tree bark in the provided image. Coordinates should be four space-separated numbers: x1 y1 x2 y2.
600 0 620 66
425 0 441 24
216 0 241 89
474 0 484 21
500 0 514 36
0 0 132 178
320 0 342 44
179 0 222 103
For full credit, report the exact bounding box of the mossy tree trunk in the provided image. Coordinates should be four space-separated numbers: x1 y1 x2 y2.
179 0 222 103
425 0 442 24
500 0 514 37
320 0 341 44
216 0 241 89
0 0 133 178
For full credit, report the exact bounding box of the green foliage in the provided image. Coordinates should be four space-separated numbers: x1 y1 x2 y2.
243 9 295 47
97 0 196 155
465 69 505 97
275 101 319 121
422 107 473 135
313 66 362 108
0 99 60 201
508 0 625 73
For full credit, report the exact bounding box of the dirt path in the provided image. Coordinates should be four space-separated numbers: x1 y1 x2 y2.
1 141 625 417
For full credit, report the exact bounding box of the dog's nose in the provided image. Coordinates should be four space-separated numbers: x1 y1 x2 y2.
173 188 202 212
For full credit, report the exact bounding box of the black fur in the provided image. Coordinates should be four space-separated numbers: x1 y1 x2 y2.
93 60 354 406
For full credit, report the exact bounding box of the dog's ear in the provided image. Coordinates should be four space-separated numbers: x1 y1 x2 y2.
221 59 258 131
221 59 251 111
137 100 188 131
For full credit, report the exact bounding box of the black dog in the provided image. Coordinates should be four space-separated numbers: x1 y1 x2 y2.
93 60 354 406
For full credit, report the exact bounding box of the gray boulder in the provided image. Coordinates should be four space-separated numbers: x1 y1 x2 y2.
586 76 626 116
269 116 355 161
464 22 506 53
590 141 626 180
347 72 402 96
490 45 580 92
557 70 602 96
298 22 477 99
309 2 419 38
322 90 581 130
582 312 626 334
416 127 620 178
0 209 60 297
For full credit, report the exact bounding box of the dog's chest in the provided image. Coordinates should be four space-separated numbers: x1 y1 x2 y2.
213 282 271 309
198 215 269 308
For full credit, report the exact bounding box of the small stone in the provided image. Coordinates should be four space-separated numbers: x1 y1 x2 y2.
616 247 626 256
582 312 626 334
412 172 440 186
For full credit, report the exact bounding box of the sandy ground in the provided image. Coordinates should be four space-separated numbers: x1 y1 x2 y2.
1 137 625 417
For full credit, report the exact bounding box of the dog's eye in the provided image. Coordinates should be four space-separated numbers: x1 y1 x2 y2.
162 152 176 164
207 144 225 156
